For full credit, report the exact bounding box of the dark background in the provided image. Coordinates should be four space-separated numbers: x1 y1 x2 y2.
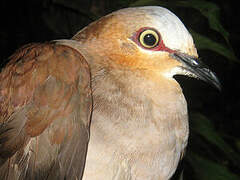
0 0 239 179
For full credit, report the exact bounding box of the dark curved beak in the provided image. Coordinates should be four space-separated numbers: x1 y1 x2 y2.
171 52 221 91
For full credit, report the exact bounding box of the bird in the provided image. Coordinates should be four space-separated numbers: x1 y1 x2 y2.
0 6 220 180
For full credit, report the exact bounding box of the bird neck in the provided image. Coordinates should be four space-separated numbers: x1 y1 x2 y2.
91 67 187 125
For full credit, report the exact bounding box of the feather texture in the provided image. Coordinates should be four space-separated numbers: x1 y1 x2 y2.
0 42 92 179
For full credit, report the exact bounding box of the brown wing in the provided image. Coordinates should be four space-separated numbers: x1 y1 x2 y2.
0 42 92 180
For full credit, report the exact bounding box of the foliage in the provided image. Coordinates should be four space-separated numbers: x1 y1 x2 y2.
187 113 240 180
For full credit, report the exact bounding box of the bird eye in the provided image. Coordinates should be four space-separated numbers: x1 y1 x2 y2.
139 29 160 49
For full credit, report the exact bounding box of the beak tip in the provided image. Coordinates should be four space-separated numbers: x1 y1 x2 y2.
213 77 222 92
204 70 222 92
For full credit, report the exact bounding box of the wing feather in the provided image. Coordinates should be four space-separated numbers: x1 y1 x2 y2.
0 42 92 179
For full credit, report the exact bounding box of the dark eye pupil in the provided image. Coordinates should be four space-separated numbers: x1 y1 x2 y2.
144 34 156 46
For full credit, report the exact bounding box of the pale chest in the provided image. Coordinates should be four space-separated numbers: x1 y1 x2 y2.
82 91 189 180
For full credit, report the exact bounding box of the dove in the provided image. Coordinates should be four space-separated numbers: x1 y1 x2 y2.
0 6 220 180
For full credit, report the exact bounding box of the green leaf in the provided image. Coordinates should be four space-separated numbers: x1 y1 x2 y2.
187 152 240 180
175 0 229 43
179 170 184 180
190 30 238 62
190 112 240 167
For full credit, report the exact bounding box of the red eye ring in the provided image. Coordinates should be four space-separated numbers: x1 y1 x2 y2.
131 27 175 53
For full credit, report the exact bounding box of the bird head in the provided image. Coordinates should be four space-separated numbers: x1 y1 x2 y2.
72 6 221 90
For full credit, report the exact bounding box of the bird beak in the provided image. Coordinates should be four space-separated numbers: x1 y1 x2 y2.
171 52 221 91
